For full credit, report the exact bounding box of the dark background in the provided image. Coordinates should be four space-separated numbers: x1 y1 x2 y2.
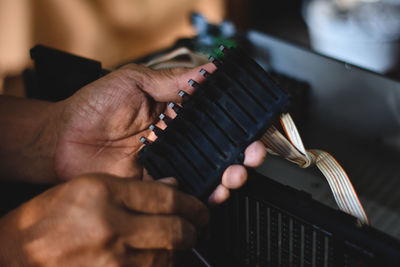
228 1 309 46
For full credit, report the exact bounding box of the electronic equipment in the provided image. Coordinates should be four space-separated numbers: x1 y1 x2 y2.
138 46 290 200
192 170 400 267
20 29 400 267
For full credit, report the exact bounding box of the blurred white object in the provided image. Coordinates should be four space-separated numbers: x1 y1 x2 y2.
303 0 400 73
334 0 364 11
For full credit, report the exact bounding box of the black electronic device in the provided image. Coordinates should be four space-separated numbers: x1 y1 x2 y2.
137 46 291 200
25 45 107 101
194 170 400 267
19 31 400 267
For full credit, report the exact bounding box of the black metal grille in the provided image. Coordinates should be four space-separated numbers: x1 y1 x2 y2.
200 170 400 267
239 196 334 267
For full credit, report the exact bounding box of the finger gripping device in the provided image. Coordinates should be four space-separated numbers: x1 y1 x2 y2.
138 46 291 201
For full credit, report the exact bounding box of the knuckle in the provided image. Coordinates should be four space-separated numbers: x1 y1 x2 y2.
67 175 109 204
114 65 136 77
93 219 114 242
119 63 140 71
118 64 152 85
97 252 120 267
78 176 108 195
114 68 135 83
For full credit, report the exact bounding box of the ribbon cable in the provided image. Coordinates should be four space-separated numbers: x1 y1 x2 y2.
142 47 369 225
261 113 370 225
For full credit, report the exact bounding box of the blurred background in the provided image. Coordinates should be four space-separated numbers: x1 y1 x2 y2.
1 0 400 95
2 0 400 259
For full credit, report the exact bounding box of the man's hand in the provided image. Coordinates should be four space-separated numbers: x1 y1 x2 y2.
53 63 267 203
0 173 209 267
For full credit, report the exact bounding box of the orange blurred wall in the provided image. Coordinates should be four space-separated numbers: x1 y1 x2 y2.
0 0 226 94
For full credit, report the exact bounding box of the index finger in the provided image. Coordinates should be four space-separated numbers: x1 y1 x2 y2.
107 178 209 227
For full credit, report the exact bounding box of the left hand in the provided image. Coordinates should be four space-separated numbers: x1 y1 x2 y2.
51 63 267 204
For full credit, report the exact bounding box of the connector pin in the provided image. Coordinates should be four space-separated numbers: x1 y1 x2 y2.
149 124 163 136
159 113 172 125
168 102 182 113
139 136 150 145
200 68 209 77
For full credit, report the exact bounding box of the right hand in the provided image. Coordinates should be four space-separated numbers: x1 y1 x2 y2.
0 173 209 267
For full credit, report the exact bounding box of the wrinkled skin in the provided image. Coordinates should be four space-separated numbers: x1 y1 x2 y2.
0 173 209 267
52 63 267 203
0 63 267 266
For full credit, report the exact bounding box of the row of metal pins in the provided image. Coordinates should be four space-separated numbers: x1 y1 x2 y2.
140 67 210 145
166 67 210 116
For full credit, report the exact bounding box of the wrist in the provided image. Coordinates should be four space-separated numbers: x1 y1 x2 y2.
26 101 63 183
0 96 63 183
